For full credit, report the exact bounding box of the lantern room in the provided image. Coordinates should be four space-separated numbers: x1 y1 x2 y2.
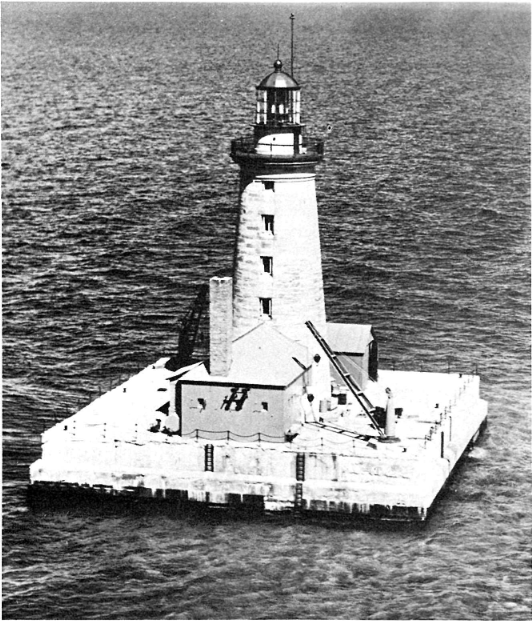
254 60 301 140
230 56 323 168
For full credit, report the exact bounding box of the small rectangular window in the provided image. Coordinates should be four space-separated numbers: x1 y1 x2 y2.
259 297 272 318
263 180 275 191
261 214 274 234
261 256 273 275
261 402 269 411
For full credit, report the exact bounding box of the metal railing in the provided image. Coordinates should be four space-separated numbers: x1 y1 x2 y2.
379 358 480 376
230 136 324 159
182 429 286 444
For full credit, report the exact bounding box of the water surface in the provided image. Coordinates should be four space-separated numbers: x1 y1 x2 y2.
2 3 530 619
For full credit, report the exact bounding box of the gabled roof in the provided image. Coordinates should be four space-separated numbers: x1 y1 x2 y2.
180 322 310 388
326 323 374 355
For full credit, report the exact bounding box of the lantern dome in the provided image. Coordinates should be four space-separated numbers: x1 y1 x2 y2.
254 59 301 129
258 60 299 90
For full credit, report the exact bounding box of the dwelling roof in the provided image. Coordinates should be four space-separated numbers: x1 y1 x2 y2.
326 322 374 355
181 322 310 387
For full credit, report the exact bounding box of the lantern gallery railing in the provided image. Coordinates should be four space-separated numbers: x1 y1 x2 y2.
230 136 324 160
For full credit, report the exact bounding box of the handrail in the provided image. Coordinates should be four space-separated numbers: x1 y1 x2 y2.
379 357 480 376
231 135 324 158
182 429 286 443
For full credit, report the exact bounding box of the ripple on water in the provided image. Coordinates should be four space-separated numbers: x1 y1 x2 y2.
2 3 531 621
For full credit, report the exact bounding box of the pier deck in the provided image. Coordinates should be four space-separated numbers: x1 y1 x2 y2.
29 359 487 522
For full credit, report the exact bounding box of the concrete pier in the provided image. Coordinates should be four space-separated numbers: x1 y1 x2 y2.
29 359 487 522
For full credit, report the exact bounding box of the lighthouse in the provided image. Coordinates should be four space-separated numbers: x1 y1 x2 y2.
229 59 331 399
174 57 381 440
29 41 488 522
166 57 344 440
230 60 326 344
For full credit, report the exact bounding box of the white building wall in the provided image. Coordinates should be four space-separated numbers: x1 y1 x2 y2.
232 171 330 400
180 382 287 440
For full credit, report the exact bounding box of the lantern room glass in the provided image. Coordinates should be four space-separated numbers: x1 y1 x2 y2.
255 88 300 125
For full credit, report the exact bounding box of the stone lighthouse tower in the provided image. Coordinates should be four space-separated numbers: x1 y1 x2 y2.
230 59 329 396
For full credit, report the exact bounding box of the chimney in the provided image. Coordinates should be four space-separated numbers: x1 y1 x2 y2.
209 276 233 376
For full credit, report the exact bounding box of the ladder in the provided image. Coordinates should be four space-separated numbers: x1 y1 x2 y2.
305 321 385 437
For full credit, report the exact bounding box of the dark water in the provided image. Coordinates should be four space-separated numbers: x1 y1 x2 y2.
2 3 531 619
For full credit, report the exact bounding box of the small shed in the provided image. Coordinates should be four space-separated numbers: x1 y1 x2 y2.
177 323 312 441
326 323 378 389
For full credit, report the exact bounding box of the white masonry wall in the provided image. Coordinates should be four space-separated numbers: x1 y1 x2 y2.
233 171 330 400
233 172 326 342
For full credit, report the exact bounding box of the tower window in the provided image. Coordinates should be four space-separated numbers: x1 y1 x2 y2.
261 402 269 411
263 181 275 191
262 214 274 234
259 297 272 318
261 256 273 275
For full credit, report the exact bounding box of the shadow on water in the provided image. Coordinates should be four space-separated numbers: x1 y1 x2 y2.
26 488 429 534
